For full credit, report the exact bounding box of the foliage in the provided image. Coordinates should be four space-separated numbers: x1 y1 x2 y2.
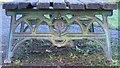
108 10 118 29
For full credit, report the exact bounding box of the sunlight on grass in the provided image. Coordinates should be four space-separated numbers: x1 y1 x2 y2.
96 10 118 29
108 10 118 29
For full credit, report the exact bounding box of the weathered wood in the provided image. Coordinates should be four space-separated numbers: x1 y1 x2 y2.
81 0 117 10
101 2 117 10
3 2 18 10
31 2 37 7
64 0 69 7
37 0 50 9
91 0 117 10
53 0 66 9
78 0 101 10
68 0 85 10
3 0 117 10
18 2 33 9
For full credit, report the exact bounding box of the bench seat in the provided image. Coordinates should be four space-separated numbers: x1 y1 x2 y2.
3 0 117 10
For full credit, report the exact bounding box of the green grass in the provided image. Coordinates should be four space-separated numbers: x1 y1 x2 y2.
96 10 119 29
108 10 119 29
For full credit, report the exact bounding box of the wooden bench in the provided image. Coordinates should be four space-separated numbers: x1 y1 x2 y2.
3 0 117 63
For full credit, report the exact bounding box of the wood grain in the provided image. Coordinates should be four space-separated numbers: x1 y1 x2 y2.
37 0 50 9
68 0 85 10
18 2 33 9
3 2 18 10
3 0 117 10
53 0 66 9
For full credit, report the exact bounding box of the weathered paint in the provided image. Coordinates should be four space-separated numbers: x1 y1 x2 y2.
4 9 113 63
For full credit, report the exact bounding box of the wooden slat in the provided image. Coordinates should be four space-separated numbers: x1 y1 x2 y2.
68 0 85 10
100 1 117 10
26 0 38 7
3 2 18 10
92 0 116 10
91 0 117 10
18 2 33 9
79 0 117 10
64 0 69 6
53 0 66 9
31 2 37 7
102 3 117 10
78 0 101 10
37 0 50 9
3 0 116 10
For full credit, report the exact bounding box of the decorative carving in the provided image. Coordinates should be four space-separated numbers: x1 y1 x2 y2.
4 10 112 63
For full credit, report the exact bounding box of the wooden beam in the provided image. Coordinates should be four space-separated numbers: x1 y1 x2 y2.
3 2 18 10
78 0 101 10
37 0 50 9
53 0 66 9
68 0 85 10
18 2 33 9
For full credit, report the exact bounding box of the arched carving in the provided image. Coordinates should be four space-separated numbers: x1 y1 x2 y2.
36 21 50 33
68 21 82 33
49 16 70 36
11 38 53 54
86 17 105 34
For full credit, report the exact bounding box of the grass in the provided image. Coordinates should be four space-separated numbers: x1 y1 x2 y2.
96 10 118 29
108 10 119 29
